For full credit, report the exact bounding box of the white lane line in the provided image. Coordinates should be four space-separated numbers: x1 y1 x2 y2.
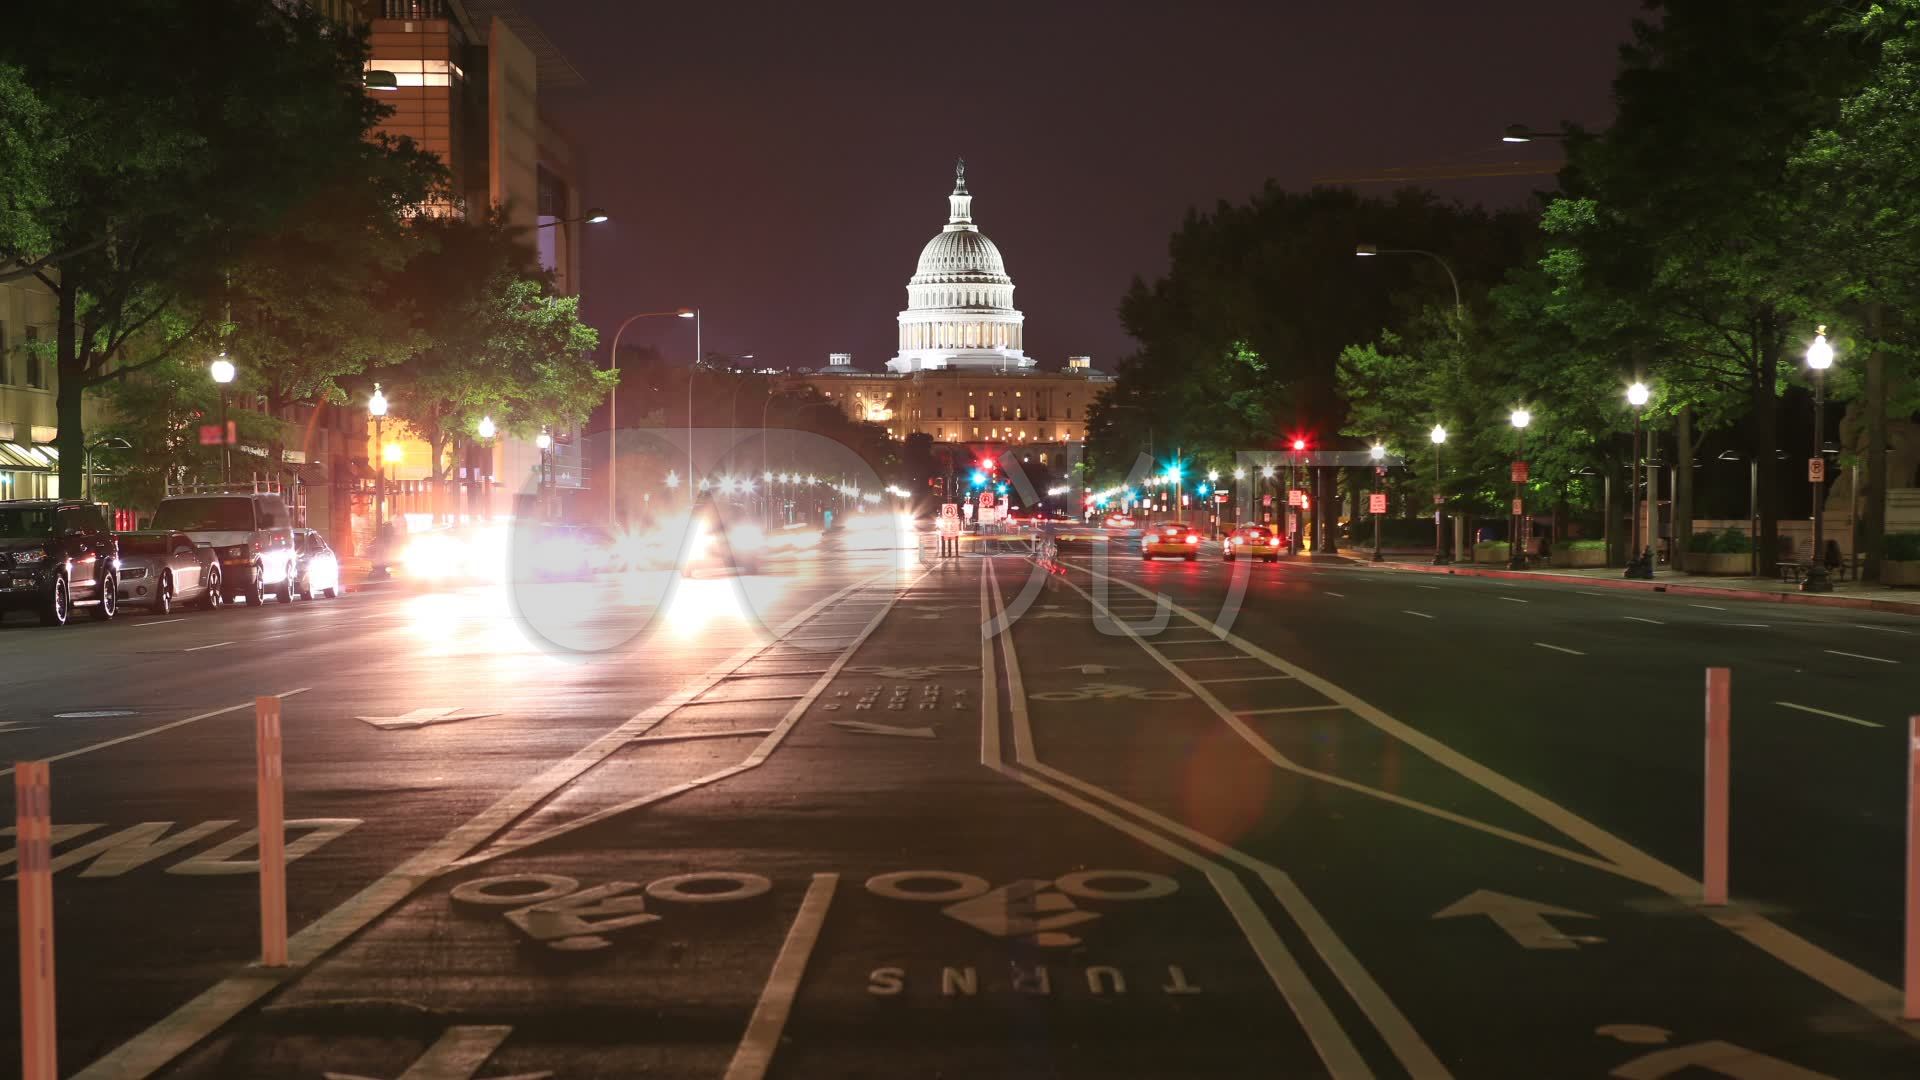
130 618 186 628
1417 585 1440 590
1171 655 1256 663
1402 610 1435 619
1156 637 1226 645
72 575 905 1080
1825 649 1898 665
983 563 1393 1078
1238 705 1347 717
1533 643 1586 656
724 872 839 1080
1689 603 1728 611
183 641 234 653
0 689 310 780
1577 590 1608 597
1199 674 1296 684
1323 591 1346 598
1727 623 1770 629
1060 556 1920 1039
1854 623 1914 636
1775 701 1881 729
1623 616 1665 625
1498 597 1528 604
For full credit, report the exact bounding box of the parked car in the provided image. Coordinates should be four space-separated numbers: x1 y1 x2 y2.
292 528 341 599
149 489 297 605
115 531 222 614
0 499 120 625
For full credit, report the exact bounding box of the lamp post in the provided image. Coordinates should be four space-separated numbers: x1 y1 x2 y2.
1368 443 1387 562
1803 327 1836 593
85 436 131 501
382 440 403 522
603 307 696 522
678 307 702 500
1288 438 1306 554
536 427 554 522
1355 245 1463 338
367 384 388 530
1430 425 1449 564
1625 382 1654 578
210 354 236 483
473 415 496 521
1509 408 1532 569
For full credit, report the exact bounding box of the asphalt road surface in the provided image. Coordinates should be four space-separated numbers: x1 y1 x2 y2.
3 533 1919 1078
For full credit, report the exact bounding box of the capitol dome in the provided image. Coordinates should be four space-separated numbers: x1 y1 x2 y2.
888 159 1033 374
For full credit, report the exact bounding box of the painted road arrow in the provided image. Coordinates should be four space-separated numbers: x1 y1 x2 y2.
1432 889 1602 950
354 707 501 731
324 1024 553 1080
829 719 936 739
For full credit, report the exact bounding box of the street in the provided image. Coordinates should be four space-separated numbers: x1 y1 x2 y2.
1 538 1917 1077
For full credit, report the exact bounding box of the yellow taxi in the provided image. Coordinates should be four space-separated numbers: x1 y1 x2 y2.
1223 524 1282 563
1141 522 1204 561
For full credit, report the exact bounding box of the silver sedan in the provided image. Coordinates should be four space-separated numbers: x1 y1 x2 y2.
115 531 222 615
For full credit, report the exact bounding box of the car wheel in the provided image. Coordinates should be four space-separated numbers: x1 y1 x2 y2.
323 585 337 599
1184 553 1197 562
245 567 265 607
1224 553 1235 562
39 576 69 627
201 569 222 610
277 573 294 604
153 574 172 616
1141 553 1152 561
90 573 117 620
299 575 314 601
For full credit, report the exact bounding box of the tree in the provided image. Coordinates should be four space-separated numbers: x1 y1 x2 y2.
0 0 397 492
0 64 58 268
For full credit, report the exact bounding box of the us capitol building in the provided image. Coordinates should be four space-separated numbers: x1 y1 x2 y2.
783 159 1113 475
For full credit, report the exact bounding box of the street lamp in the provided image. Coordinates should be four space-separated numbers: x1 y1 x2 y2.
536 208 611 229
1509 408 1532 569
367 383 388 530
210 354 236 484
1355 244 1463 336
604 307 697 522
1501 123 1572 144
678 307 702 503
536 427 554 522
381 440 403 524
1625 382 1654 579
477 415 496 440
1430 424 1449 564
1369 443 1387 562
1803 327 1836 593
85 436 131 501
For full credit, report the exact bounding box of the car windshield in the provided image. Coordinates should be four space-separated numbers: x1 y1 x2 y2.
0 507 55 538
119 535 170 555
151 497 254 532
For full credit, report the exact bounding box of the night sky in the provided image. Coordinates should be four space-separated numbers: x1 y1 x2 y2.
536 1 1646 374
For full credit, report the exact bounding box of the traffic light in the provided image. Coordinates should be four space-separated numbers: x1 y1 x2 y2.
970 470 988 488
1292 438 1306 452
1197 482 1211 497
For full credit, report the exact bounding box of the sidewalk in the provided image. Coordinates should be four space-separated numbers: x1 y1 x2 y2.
1359 553 1920 615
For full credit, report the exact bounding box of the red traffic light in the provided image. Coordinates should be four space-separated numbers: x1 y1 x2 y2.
1291 438 1306 451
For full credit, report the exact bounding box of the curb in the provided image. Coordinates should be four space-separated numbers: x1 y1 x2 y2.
1366 561 1920 617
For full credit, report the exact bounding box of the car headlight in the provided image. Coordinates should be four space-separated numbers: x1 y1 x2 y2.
11 549 48 566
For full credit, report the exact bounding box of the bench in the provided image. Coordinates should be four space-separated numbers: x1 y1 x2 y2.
1777 562 1809 584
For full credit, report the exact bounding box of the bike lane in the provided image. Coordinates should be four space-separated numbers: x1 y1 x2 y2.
150 558 1327 1079
1012 555 1920 1077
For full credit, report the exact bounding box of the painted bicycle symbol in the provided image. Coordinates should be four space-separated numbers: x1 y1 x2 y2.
846 663 977 680
1030 682 1191 702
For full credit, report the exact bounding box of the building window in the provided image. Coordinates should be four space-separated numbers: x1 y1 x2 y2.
1067 407 1073 419
1040 453 1049 465
968 404 976 419
23 327 43 389
0 321 8 384
1015 408 1024 420
972 427 980 436
936 407 943 418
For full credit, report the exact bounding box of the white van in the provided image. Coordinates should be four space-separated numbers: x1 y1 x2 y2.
149 490 298 605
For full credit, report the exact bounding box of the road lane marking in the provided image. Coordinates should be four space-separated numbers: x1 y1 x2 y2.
1417 585 1440 590
1402 610 1435 619
72 576 907 1080
1689 603 1727 611
982 563 1393 1078
1825 649 1898 665
1238 705 1347 717
1058 555 1920 1039
1156 637 1225 644
1727 623 1770 628
724 873 839 1080
1170 655 1256 663
1853 623 1913 635
1533 643 1586 656
1197 674 1295 684
1323 591 1346 598
1623 616 1665 625
1577 590 1608 597
0 689 310 780
130 618 186 628
1498 597 1528 604
183 641 234 652
1775 702 1880 729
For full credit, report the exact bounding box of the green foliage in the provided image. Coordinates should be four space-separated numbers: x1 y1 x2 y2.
1553 539 1608 553
1885 533 1920 561
1687 528 1754 554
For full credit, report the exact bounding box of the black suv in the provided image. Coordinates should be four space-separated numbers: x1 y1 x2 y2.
0 500 120 626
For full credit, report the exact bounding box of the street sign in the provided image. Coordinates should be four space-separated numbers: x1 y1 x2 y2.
979 491 995 510
1262 494 1272 506
1288 490 1305 507
1808 457 1826 482
1369 492 1387 514
1512 498 1524 515
1213 492 1228 503
1432 494 1444 505
1510 460 1529 483
198 421 236 446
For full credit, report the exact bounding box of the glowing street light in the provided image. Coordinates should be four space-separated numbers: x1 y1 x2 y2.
1430 424 1448 565
382 441 404 465
209 353 238 483
535 429 552 450
1625 383 1654 578
665 470 681 490
1803 327 1837 593
476 415 496 440
1368 444 1387 562
1508 408 1532 569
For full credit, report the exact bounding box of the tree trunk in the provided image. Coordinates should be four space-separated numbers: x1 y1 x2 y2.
1673 404 1694 553
1861 304 1888 583
55 284 86 495
1753 344 1782 575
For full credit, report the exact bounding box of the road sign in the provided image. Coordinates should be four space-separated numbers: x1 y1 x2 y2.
1808 457 1826 482
1288 489 1305 507
1213 492 1228 503
979 490 995 510
1511 460 1529 483
1261 494 1272 506
198 421 236 446
1433 493 1444 505
1512 498 1524 515
1369 492 1387 514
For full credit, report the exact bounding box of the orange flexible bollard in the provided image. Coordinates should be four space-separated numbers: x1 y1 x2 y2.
257 697 287 967
16 761 56 1080
1703 668 1730 907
